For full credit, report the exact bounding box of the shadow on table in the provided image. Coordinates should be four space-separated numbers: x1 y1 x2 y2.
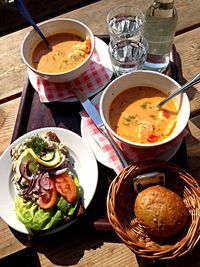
9 224 200 267
0 247 41 267
10 221 120 266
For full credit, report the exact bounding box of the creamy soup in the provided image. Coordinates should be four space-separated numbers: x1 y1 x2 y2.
32 33 91 73
109 86 178 144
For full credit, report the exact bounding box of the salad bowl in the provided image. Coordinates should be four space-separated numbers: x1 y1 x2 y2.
0 127 98 235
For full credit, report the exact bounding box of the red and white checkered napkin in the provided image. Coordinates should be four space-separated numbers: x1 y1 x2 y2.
80 110 188 174
35 50 111 102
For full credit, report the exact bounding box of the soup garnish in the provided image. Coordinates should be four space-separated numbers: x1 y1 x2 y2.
109 86 178 144
32 33 91 73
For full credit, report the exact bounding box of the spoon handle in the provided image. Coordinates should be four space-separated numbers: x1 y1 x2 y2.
157 72 200 108
15 0 51 50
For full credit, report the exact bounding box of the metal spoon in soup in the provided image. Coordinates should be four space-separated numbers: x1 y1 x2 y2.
157 72 200 108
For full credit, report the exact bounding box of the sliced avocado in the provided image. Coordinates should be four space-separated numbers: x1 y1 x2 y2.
40 151 55 162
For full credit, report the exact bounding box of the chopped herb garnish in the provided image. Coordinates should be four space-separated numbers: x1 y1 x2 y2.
122 115 138 126
140 101 152 109
62 59 69 64
149 114 156 120
124 116 132 122
27 135 49 156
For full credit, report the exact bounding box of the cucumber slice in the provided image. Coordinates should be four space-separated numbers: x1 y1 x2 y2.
25 148 61 167
40 151 55 162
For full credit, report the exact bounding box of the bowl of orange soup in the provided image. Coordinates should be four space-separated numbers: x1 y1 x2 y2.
99 70 190 148
21 18 95 83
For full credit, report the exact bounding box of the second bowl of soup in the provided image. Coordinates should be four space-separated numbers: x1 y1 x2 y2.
21 18 95 83
99 71 190 148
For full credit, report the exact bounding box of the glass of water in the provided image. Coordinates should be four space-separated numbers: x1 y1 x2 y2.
107 6 145 43
108 38 148 77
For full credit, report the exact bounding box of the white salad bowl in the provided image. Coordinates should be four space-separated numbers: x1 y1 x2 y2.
0 127 98 235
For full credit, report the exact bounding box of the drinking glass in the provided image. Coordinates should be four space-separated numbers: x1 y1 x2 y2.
108 37 148 77
107 6 145 43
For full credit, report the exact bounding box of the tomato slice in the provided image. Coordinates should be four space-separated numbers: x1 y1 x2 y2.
147 133 160 143
54 173 77 204
162 109 171 119
37 178 57 209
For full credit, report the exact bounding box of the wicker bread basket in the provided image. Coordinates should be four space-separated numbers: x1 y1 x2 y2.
107 161 200 260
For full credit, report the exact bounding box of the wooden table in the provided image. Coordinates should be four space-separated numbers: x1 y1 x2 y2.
0 0 200 266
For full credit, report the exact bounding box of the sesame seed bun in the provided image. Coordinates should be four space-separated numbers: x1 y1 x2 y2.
134 185 188 238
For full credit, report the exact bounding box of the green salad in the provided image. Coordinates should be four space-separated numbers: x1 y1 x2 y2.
11 131 84 231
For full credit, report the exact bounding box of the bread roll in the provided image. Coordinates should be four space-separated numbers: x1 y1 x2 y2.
134 185 188 238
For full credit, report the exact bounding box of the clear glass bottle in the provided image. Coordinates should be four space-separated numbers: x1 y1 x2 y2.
143 0 178 72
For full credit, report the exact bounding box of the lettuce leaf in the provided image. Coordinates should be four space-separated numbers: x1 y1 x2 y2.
15 195 62 230
14 174 83 230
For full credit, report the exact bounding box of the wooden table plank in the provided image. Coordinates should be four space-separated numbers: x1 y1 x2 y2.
174 27 200 117
1 0 200 36
186 115 200 180
58 0 200 35
0 31 27 102
0 220 25 259
37 235 138 267
0 98 20 155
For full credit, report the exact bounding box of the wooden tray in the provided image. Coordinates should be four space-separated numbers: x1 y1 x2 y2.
11 36 188 232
